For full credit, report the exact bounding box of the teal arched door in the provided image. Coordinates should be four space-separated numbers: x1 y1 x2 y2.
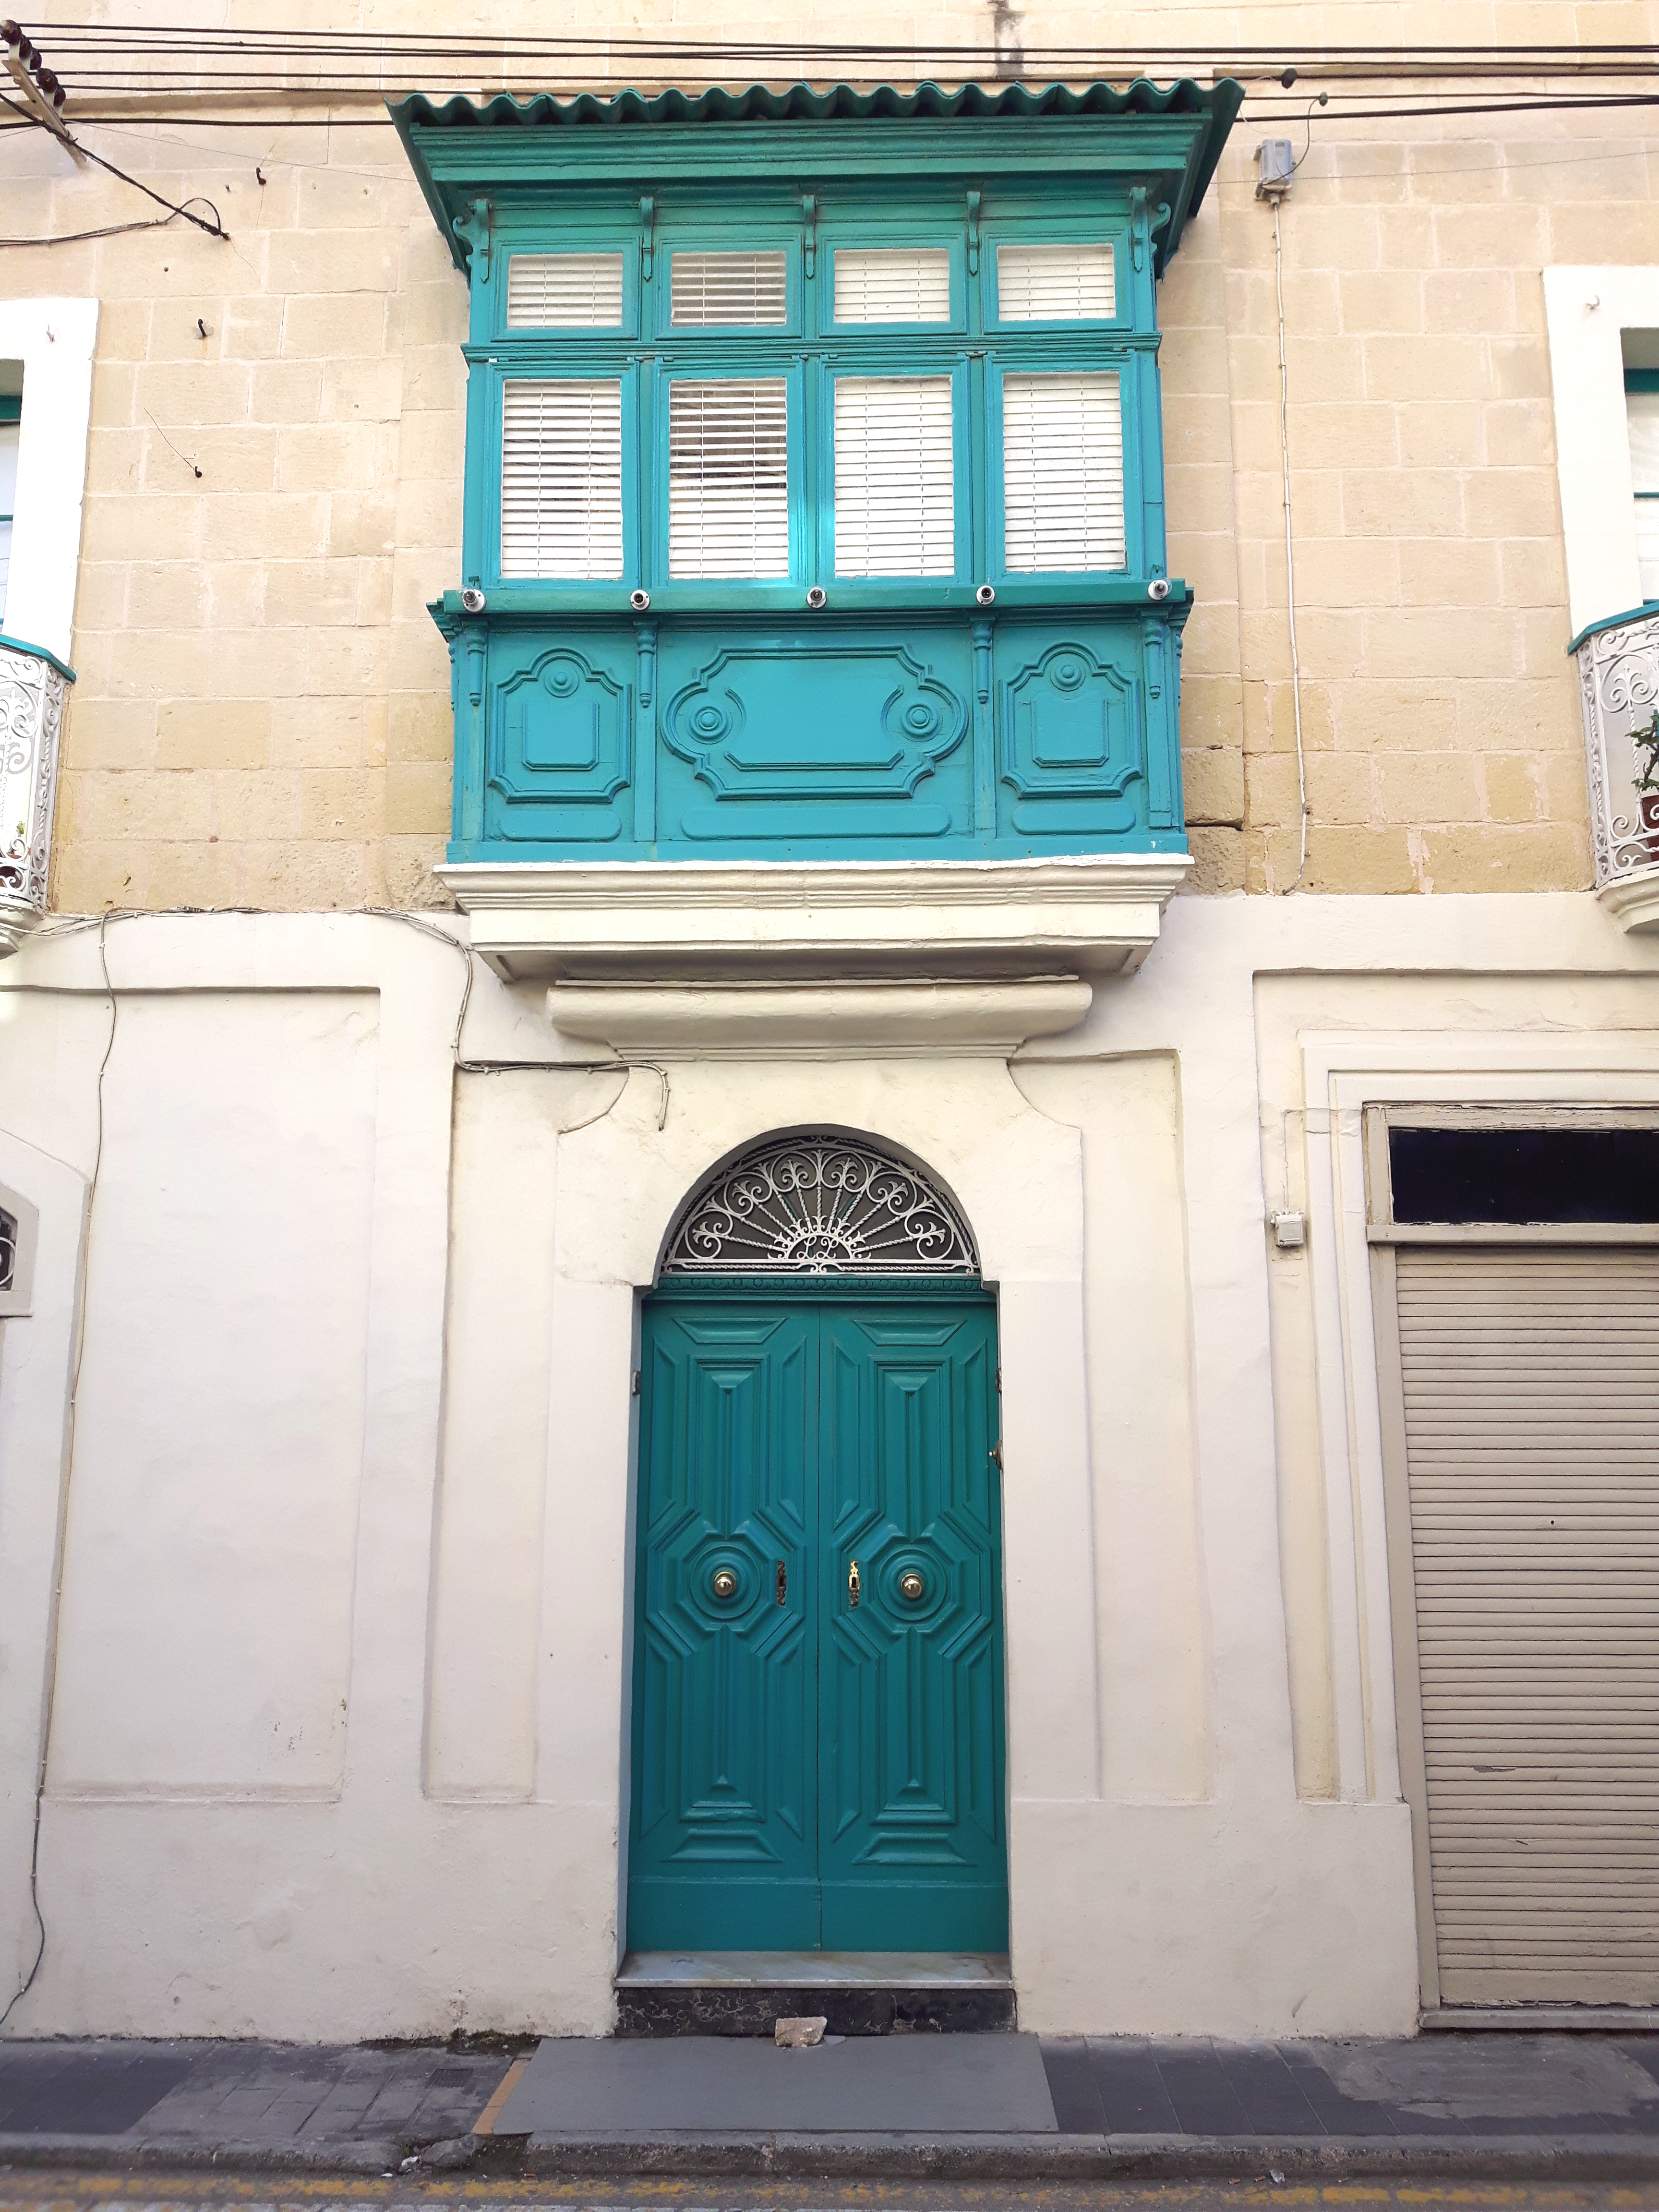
625 1139 1009 1954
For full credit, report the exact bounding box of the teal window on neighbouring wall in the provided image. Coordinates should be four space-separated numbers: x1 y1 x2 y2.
0 392 19 632
1628 368 1659 602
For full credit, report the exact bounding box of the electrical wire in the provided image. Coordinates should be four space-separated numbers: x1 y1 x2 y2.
0 90 227 241
1 90 1657 130
0 913 117 2033
1269 193 1308 895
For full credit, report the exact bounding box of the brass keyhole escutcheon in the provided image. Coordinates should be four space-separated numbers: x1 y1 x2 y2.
711 1568 738 1600
899 1571 925 1602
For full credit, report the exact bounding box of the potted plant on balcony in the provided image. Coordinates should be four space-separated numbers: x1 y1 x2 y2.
1635 706 1659 861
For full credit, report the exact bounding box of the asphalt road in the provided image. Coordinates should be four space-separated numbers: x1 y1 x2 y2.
1 2179 1658 2212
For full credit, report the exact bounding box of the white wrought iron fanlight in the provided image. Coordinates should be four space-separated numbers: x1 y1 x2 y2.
661 1132 978 1276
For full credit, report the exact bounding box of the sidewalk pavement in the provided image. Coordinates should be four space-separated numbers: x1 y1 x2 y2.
4 2030 1659 2180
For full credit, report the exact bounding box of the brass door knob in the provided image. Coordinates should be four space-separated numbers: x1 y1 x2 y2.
899 1571 925 1601
711 1568 738 1600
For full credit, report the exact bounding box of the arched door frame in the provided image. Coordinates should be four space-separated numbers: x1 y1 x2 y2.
538 1059 1096 1997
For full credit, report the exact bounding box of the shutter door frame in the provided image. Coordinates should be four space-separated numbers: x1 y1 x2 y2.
1372 1236 1453 2012
1372 1213 1659 2015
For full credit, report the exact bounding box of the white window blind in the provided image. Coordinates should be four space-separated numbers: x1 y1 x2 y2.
668 379 790 578
670 252 788 326
834 376 954 577
1628 388 1659 600
499 379 625 579
996 242 1117 322
506 252 626 329
833 248 951 325
1002 372 1125 572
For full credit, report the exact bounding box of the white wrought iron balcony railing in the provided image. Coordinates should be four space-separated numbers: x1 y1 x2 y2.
0 634 71 956
1576 603 1659 932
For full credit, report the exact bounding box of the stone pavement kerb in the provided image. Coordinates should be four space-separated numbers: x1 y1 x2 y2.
3 2031 1659 2181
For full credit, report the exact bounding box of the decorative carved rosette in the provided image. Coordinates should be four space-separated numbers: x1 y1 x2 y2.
0 640 67 954
1577 611 1659 886
662 1132 978 1276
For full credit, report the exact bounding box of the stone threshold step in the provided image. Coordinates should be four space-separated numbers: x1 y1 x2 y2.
614 1952 1014 2037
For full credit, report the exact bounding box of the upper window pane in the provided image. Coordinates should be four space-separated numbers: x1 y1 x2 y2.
996 243 1117 322
668 378 790 578
1002 372 1125 572
1389 1125 1659 1225
834 376 954 577
500 379 624 579
833 248 951 325
1629 388 1659 599
670 252 788 327
506 252 626 328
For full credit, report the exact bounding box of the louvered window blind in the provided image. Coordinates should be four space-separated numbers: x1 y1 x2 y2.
670 252 788 326
499 379 625 579
996 242 1116 321
833 248 951 325
506 252 625 328
1395 1245 1659 2005
668 379 790 578
1002 373 1125 571
834 377 954 577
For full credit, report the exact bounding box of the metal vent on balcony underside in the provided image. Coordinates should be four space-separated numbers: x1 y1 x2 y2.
0 1209 15 1293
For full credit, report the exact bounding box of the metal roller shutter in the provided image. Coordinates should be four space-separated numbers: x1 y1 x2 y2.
1396 1246 1659 2005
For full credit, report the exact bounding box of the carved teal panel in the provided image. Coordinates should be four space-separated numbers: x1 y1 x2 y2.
996 626 1142 838
657 627 973 847
484 633 633 843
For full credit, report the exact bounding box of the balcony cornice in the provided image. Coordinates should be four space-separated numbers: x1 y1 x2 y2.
438 854 1191 1050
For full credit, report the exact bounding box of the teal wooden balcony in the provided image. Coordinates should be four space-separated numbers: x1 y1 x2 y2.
434 590 1190 864
398 78 1238 880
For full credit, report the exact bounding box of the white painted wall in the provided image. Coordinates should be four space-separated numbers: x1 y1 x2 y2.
0 298 97 664
48 990 379 1799
1544 265 1659 637
0 894 1655 2039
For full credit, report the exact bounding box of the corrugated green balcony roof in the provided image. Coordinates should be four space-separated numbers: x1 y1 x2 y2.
392 76 1243 275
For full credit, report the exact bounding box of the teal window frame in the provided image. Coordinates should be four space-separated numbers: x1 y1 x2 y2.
486 354 643 584
983 225 1129 333
653 350 806 585
504 234 639 334
819 350 972 584
1628 367 1659 505
466 192 1152 605
821 236 967 336
657 235 805 337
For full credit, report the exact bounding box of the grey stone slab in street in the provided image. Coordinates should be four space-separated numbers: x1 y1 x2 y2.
495 2030 1058 2135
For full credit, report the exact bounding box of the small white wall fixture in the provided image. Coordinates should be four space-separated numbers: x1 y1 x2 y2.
0 298 97 956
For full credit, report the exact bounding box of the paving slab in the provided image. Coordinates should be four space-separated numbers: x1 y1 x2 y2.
494 2030 1057 2135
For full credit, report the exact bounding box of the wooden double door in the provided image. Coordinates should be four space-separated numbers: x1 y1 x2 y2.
626 1281 1008 1952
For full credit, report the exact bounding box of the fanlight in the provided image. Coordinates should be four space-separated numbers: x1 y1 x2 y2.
661 1133 977 1276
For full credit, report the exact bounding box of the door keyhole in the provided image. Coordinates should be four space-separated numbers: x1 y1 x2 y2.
776 1559 787 1605
848 1558 861 1608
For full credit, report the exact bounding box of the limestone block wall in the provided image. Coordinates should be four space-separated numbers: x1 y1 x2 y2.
0 0 1647 908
